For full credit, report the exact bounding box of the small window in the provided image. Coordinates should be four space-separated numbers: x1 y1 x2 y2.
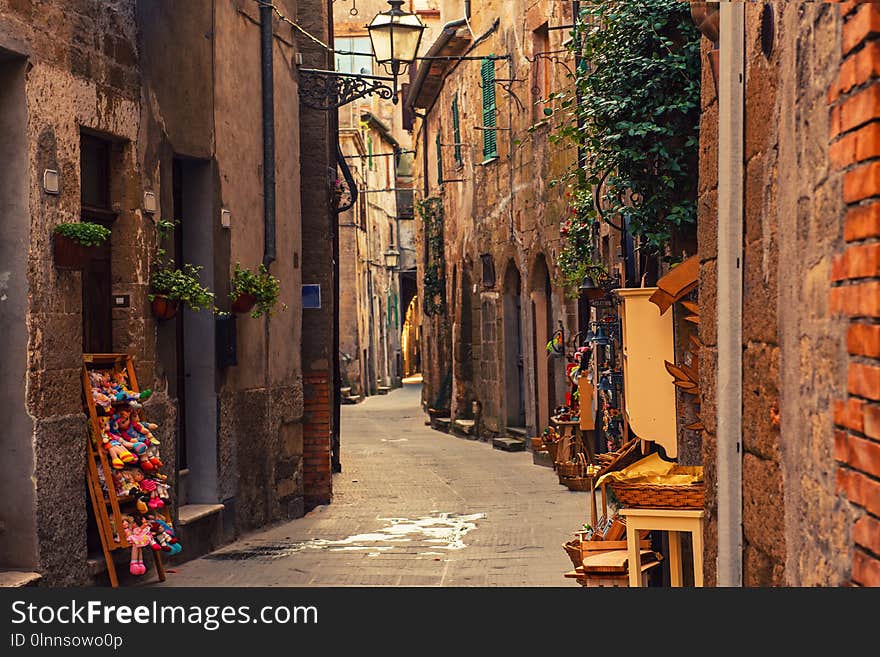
436 131 443 185
481 253 496 288
452 94 463 166
532 23 550 123
335 36 373 76
481 58 498 161
81 134 111 211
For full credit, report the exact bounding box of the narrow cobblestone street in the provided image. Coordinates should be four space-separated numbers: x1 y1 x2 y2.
154 381 589 587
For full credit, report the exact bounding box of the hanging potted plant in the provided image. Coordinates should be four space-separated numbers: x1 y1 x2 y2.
149 261 216 320
147 217 217 320
229 262 285 318
52 221 111 270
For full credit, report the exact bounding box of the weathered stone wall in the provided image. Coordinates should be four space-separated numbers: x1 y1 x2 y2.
0 0 306 582
412 0 578 439
298 0 335 503
701 2 856 587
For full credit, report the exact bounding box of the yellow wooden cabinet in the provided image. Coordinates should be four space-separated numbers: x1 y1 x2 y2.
615 288 678 458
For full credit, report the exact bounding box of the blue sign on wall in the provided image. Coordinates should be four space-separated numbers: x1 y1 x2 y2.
302 284 321 309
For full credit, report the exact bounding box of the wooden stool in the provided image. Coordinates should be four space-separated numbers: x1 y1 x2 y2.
620 508 705 587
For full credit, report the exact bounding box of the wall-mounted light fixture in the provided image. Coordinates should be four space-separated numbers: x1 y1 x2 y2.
43 169 60 195
143 191 157 214
383 247 401 270
220 209 232 229
298 0 426 110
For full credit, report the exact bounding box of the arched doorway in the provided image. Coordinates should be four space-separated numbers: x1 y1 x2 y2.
401 295 421 378
503 262 526 429
530 255 556 433
454 267 475 418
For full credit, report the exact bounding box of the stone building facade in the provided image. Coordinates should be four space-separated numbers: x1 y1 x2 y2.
0 0 326 585
338 113 405 399
408 0 582 441
333 0 441 400
696 1 878 587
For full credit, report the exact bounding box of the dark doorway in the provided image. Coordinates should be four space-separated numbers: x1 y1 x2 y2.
172 159 188 471
80 133 116 353
503 262 525 428
530 255 555 433
172 157 216 502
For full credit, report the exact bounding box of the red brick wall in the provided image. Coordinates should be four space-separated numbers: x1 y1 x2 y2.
303 372 332 509
830 0 880 587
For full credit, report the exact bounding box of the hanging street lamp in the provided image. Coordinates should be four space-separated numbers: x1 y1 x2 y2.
367 0 427 103
298 0 426 111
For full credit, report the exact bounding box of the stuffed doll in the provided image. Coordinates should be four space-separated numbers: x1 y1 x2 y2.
112 408 155 471
148 517 175 553
122 514 153 576
126 470 152 514
150 517 182 555
131 408 160 447
100 419 137 469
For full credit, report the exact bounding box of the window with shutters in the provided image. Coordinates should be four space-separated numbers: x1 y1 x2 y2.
436 130 443 186
451 94 462 167
480 57 498 161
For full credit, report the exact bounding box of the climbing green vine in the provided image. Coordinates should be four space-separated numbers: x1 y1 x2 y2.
547 0 702 287
419 197 446 316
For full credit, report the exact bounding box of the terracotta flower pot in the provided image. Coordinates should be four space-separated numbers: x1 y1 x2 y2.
151 294 178 320
53 233 95 270
230 292 257 314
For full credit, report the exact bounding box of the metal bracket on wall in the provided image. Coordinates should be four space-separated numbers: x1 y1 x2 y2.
299 69 395 111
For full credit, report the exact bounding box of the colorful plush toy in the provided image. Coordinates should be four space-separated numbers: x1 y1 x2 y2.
122 514 153 576
100 418 137 469
149 516 181 555
111 408 156 472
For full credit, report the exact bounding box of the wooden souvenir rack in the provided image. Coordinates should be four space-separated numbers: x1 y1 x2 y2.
82 353 167 587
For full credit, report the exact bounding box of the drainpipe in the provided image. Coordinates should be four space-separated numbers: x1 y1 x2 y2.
260 1 276 266
716 0 744 587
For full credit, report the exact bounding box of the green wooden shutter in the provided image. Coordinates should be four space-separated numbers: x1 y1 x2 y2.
452 94 462 165
481 57 497 160
436 131 443 185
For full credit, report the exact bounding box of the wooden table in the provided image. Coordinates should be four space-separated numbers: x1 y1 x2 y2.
620 507 705 587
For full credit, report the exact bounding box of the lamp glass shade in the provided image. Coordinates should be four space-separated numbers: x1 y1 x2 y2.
383 248 401 269
368 2 426 66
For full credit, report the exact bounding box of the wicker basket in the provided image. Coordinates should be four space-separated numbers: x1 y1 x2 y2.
530 436 546 452
608 479 705 509
561 476 590 492
546 441 559 463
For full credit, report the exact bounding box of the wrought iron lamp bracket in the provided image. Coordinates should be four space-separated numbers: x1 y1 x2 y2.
299 68 396 111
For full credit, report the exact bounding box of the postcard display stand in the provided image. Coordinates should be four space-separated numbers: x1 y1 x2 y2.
82 353 179 586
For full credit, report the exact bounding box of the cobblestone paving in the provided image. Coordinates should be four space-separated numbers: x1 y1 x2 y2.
155 382 595 587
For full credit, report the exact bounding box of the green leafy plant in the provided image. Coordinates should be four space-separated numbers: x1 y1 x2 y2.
230 263 286 318
53 221 111 247
148 218 217 313
547 0 701 276
149 261 215 312
419 197 446 316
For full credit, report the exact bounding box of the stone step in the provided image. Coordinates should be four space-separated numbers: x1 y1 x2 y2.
341 394 361 405
506 426 529 438
432 416 452 432
339 386 352 396
377 386 391 395
170 503 227 567
493 436 526 452
0 570 42 588
452 418 476 437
